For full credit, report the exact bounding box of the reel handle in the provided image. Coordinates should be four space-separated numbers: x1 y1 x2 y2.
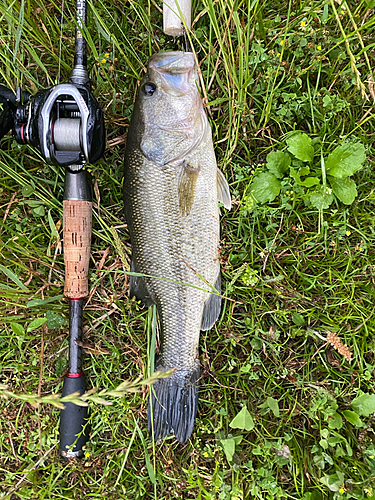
0 85 29 140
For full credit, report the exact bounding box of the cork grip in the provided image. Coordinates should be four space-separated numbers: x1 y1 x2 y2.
63 200 92 299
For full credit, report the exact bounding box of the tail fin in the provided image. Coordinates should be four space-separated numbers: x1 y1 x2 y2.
148 365 200 444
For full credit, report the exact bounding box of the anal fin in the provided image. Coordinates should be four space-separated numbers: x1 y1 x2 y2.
201 272 222 331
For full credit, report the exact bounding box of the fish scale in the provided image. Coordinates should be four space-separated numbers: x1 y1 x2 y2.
124 51 231 443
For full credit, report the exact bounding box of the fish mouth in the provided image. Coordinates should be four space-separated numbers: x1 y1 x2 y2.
148 52 197 95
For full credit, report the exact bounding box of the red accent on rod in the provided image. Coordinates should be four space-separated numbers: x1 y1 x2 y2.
21 124 25 143
67 372 84 378
69 298 83 301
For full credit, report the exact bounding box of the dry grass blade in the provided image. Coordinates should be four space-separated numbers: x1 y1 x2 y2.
369 74 375 103
326 331 353 361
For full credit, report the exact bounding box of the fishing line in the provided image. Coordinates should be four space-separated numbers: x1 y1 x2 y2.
58 0 64 83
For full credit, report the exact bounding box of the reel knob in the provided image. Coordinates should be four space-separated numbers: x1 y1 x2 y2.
0 85 30 140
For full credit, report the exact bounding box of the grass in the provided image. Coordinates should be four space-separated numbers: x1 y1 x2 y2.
0 0 375 498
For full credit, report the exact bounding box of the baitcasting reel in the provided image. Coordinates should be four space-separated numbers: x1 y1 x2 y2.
0 76 105 167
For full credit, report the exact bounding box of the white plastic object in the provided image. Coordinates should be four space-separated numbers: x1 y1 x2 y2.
163 0 191 37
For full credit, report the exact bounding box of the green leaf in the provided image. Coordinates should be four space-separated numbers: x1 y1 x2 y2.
329 177 357 205
286 132 314 162
266 151 291 179
27 200 44 207
320 428 329 439
267 396 280 417
342 410 363 427
46 310 67 329
221 438 236 463
319 438 328 450
322 95 332 108
292 313 305 326
327 434 344 445
240 363 252 374
253 444 264 456
0 264 28 290
145 452 156 485
27 317 47 332
320 472 345 492
299 166 310 176
133 419 156 484
48 210 59 239
233 435 243 445
351 393 375 417
27 295 64 308
250 172 281 203
289 166 318 187
251 336 263 350
10 322 25 336
309 186 334 210
32 205 45 217
230 406 255 431
55 356 66 377
289 167 301 184
22 184 35 197
365 0 375 7
300 177 320 187
327 412 343 430
325 142 366 178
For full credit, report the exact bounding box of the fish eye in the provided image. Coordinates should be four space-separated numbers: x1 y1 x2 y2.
143 82 157 96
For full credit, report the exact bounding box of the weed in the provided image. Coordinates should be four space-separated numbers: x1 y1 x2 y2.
244 131 367 232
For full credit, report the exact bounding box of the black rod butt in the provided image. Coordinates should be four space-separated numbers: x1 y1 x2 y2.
59 373 88 459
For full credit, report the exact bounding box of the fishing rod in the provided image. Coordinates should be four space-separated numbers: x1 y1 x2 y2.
0 0 105 458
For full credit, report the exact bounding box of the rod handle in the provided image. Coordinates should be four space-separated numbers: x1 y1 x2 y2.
59 374 88 459
63 200 92 299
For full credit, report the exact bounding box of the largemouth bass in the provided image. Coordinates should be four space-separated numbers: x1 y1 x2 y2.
123 51 231 443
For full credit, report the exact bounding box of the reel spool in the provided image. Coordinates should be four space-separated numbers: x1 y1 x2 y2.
53 118 81 152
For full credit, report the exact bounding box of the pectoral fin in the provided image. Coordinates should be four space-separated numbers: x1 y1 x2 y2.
217 168 231 210
178 161 201 217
